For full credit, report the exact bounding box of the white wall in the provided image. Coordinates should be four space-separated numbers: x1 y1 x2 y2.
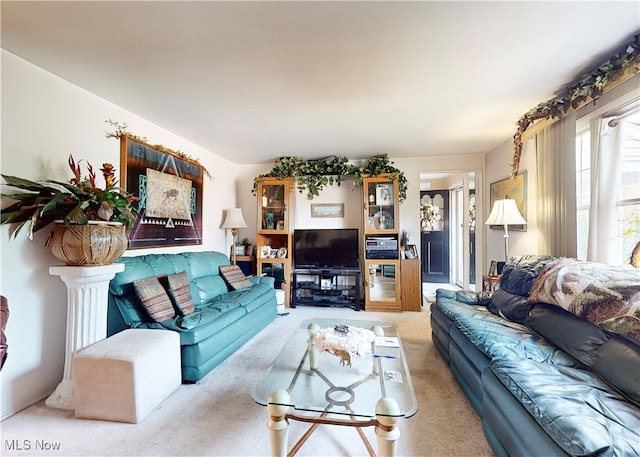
0 51 239 419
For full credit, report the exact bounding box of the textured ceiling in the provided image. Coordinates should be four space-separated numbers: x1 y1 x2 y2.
2 1 639 164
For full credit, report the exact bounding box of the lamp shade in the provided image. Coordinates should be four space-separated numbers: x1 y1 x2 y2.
221 208 248 229
484 199 527 226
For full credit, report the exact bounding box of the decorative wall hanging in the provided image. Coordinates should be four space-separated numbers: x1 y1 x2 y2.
511 34 640 177
120 135 204 248
311 203 344 218
489 172 527 231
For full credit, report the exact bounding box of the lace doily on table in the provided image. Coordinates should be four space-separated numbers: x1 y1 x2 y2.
314 326 375 358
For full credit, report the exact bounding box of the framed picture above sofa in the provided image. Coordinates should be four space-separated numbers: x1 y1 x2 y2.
120 135 204 248
489 172 527 231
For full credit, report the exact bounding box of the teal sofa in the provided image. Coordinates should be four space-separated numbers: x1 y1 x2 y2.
107 251 277 382
431 256 640 457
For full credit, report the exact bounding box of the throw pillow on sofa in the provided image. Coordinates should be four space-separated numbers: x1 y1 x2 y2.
219 265 253 290
166 271 195 316
133 276 176 322
487 288 532 323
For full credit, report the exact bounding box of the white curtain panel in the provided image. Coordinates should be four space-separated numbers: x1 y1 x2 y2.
535 114 577 257
587 117 625 264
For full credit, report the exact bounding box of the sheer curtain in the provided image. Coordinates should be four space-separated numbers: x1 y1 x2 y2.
587 117 625 263
535 113 577 257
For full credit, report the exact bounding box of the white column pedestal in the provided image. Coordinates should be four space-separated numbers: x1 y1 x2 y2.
46 263 125 410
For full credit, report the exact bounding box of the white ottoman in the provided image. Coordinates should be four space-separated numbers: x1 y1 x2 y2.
73 329 181 423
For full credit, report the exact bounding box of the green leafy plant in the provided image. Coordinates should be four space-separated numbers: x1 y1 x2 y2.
1 155 138 239
511 33 640 177
253 154 407 202
105 119 213 180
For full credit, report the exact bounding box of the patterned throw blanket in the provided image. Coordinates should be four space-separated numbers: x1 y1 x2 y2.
529 259 640 342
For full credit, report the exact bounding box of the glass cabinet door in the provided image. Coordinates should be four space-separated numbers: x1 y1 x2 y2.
367 263 398 303
260 183 287 231
259 261 286 290
365 179 396 231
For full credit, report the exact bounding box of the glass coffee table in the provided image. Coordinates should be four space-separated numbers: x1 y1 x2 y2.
251 318 418 457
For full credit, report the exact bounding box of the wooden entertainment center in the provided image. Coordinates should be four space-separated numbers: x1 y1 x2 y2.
255 173 418 312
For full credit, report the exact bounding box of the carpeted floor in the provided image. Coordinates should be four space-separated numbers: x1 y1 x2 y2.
1 305 493 457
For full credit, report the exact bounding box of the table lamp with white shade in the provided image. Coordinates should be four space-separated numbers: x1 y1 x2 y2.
484 198 527 262
221 208 248 265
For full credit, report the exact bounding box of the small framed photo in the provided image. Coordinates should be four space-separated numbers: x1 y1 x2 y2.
376 184 393 206
276 220 285 231
405 244 418 259
260 246 271 258
489 260 498 276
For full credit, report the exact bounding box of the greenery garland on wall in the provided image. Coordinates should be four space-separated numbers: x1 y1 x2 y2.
253 154 408 202
511 33 640 177
105 119 214 179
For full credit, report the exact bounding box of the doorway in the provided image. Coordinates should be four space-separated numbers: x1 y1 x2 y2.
420 190 450 283
420 171 477 292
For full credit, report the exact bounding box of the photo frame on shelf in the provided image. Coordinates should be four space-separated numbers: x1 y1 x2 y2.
405 244 418 259
489 171 527 231
489 260 498 276
311 203 344 218
375 184 393 206
259 246 271 259
120 135 204 248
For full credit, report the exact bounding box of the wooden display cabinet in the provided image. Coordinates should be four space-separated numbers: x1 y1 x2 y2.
256 177 294 307
362 174 401 311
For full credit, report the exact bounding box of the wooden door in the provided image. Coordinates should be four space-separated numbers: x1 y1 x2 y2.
421 190 450 283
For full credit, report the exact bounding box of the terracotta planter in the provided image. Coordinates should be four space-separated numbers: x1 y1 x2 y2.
46 221 128 266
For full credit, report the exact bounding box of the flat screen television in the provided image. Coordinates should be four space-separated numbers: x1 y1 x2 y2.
293 228 359 270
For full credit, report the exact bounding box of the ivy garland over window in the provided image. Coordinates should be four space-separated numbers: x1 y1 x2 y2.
511 33 640 177
253 154 408 202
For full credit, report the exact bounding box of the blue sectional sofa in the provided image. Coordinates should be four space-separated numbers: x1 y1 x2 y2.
431 255 640 457
107 251 277 382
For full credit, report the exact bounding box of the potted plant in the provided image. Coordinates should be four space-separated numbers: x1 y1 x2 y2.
240 237 252 256
1 155 138 265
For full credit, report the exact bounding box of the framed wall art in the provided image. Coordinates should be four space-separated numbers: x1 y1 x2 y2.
120 135 204 248
311 203 344 218
489 171 527 231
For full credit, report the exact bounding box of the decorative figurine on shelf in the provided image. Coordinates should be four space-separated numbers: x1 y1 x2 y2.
334 349 352 367
264 212 275 230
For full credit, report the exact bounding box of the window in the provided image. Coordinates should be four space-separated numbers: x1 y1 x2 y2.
575 128 590 260
619 116 640 261
576 107 640 264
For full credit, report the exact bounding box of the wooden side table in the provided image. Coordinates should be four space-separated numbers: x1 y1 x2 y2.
482 275 501 292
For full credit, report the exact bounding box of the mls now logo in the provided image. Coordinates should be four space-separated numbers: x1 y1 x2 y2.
5 439 61 451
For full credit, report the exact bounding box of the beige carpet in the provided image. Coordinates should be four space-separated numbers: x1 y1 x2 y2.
1 306 493 457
